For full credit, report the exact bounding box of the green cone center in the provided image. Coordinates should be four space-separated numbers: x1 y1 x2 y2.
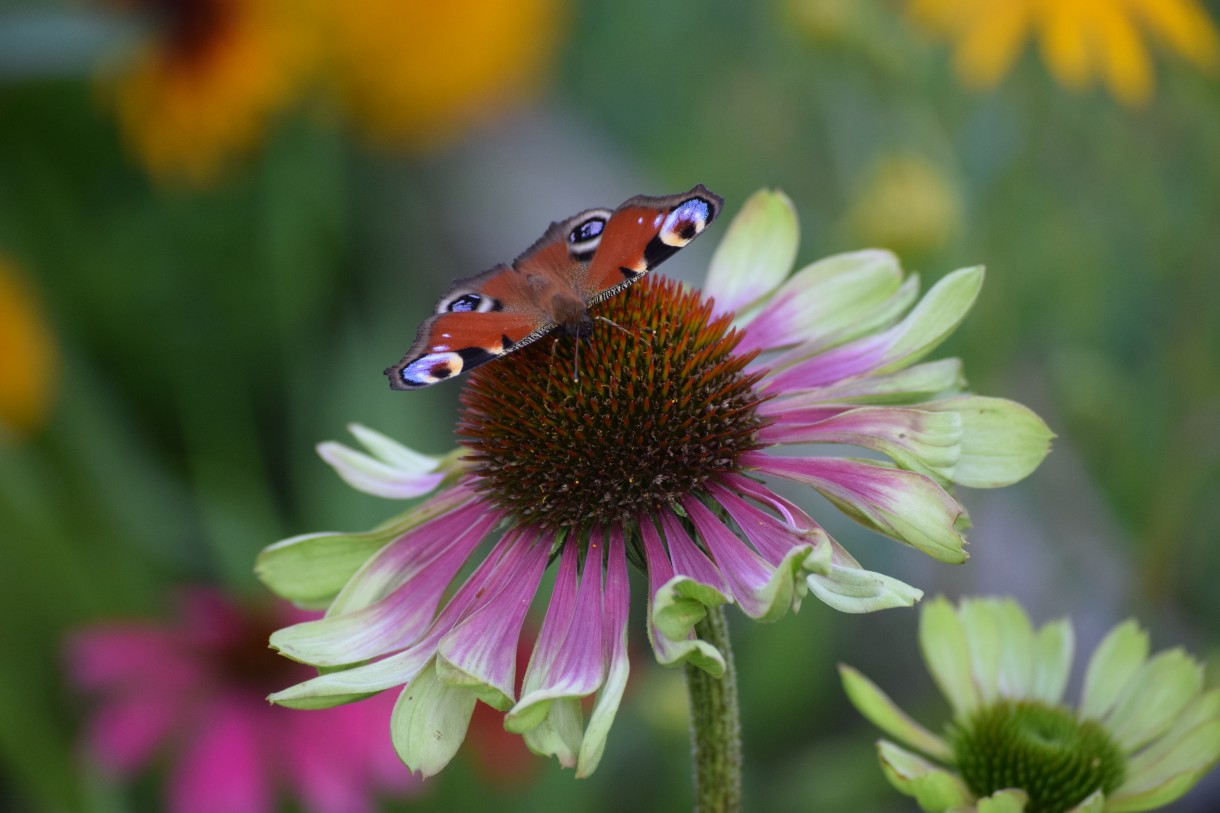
456 275 768 531
951 699 1125 813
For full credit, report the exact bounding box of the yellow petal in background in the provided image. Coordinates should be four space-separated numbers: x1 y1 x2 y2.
324 0 567 150
0 257 57 438
1130 0 1220 72
1092 0 1154 106
951 0 1033 88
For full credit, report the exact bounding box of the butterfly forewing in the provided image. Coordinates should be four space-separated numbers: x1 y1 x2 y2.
386 185 723 389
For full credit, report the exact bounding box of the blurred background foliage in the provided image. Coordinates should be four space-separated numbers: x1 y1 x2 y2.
1 0 1218 810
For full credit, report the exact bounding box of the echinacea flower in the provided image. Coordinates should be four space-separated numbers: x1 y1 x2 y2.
256 188 1053 778
103 0 317 184
840 596 1220 812
0 256 57 438
67 588 413 813
907 0 1220 106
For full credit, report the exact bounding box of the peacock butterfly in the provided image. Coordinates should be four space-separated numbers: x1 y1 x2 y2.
386 185 724 389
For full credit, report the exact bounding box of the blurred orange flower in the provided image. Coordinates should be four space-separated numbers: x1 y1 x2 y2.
0 257 57 438
105 0 318 185
907 0 1220 105
321 0 567 149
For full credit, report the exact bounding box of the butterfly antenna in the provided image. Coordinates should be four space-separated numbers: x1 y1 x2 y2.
573 335 581 382
595 315 656 339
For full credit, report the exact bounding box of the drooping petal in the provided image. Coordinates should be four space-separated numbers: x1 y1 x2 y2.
646 512 731 642
772 358 966 407
759 406 963 485
269 508 493 666
978 789 1033 813
329 487 495 615
521 697 583 771
918 396 1054 488
390 661 478 778
577 527 631 777
1080 619 1149 720
681 496 810 621
317 423 451 499
746 453 968 563
764 265 984 393
437 529 551 710
839 665 953 761
703 188 798 319
271 528 532 708
738 250 912 355
168 697 271 813
808 554 924 613
507 540 606 733
876 740 975 810
641 517 726 675
919 596 981 718
256 483 479 609
705 480 830 570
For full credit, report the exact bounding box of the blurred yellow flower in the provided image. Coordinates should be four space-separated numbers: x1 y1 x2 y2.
0 258 57 438
106 0 318 185
844 153 960 254
908 0 1220 105
322 0 567 149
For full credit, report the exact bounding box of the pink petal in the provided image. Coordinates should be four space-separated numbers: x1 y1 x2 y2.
437 529 551 707
680 496 778 619
82 688 189 774
518 540 605 704
657 510 730 595
328 484 492 615
168 696 271 813
272 508 498 665
706 480 827 566
66 626 199 692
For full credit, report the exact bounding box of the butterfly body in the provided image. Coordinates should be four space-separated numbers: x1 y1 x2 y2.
387 185 723 389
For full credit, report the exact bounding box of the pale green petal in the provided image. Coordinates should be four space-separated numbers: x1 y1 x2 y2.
269 647 431 709
920 397 1053 488
1124 688 1220 782
255 528 396 610
522 697 583 770
878 740 974 810
1106 771 1207 812
576 633 630 777
749 249 911 350
648 625 726 677
651 574 730 641
390 663 477 777
1104 649 1202 752
798 358 967 406
920 596 981 717
704 188 798 317
1030 619 1074 704
993 599 1036 699
874 265 985 376
840 664 953 761
1062 789 1105 813
977 789 1030 813
346 423 445 472
1080 619 1149 720
1122 720 1220 804
960 598 1004 704
808 560 924 613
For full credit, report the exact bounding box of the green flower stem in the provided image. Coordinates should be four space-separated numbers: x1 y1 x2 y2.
686 605 742 813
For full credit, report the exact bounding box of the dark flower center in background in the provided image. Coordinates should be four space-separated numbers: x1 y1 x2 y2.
213 606 306 694
141 0 234 64
951 699 1126 813
458 275 769 531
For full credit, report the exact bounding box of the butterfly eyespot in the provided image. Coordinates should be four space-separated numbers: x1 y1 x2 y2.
439 291 501 314
658 198 713 247
569 217 605 244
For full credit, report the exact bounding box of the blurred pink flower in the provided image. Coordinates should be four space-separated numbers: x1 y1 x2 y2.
66 587 414 813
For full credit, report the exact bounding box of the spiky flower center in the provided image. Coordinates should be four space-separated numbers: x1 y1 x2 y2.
457 275 769 530
950 699 1126 813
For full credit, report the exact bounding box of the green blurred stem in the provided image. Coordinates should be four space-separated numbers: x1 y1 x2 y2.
686 605 742 813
